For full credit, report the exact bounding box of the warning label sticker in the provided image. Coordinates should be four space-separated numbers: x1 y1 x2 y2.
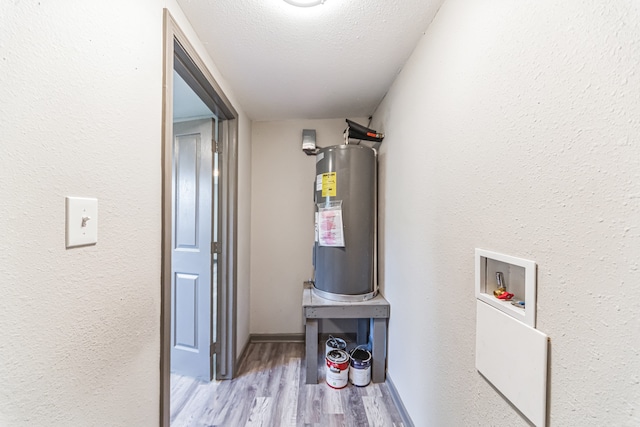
322 172 337 197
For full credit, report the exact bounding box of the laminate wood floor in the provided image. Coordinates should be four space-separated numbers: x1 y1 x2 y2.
170 341 405 427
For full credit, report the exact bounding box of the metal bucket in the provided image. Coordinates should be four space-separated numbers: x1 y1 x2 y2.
326 349 349 389
325 336 346 356
349 347 372 387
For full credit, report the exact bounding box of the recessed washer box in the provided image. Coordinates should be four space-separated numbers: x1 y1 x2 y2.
475 248 537 327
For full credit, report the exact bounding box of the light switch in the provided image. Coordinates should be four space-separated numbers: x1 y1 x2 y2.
65 197 98 248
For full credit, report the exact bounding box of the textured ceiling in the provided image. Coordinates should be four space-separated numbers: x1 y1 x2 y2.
177 0 443 121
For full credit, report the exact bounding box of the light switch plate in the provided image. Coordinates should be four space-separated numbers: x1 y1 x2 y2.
65 197 98 248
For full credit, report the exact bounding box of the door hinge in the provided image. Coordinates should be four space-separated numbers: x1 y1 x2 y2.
211 242 221 254
212 139 221 154
210 342 218 356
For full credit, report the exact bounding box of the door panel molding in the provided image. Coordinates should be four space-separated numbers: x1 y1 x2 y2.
174 272 198 349
174 132 201 249
161 9 239 426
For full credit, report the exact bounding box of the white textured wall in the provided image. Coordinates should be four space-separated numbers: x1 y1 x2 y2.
0 1 252 425
250 119 366 334
372 1 640 426
0 2 162 425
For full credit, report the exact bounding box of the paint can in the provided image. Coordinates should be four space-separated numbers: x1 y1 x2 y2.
349 346 372 387
325 335 346 356
326 349 349 389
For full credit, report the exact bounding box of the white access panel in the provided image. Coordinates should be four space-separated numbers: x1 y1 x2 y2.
476 300 548 426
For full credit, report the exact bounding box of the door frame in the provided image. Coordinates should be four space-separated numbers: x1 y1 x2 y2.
161 9 239 425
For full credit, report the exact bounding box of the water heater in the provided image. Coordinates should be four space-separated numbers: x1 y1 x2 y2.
313 144 376 301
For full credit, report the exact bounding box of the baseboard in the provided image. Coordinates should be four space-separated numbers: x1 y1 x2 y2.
249 333 305 343
235 336 252 374
386 373 414 427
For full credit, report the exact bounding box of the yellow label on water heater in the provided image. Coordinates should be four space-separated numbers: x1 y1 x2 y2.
322 172 337 197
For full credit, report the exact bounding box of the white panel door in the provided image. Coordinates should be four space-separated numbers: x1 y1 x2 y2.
171 118 214 380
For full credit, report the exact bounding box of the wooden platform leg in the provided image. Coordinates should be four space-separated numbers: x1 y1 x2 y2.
371 317 386 383
305 318 319 384
357 318 369 345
